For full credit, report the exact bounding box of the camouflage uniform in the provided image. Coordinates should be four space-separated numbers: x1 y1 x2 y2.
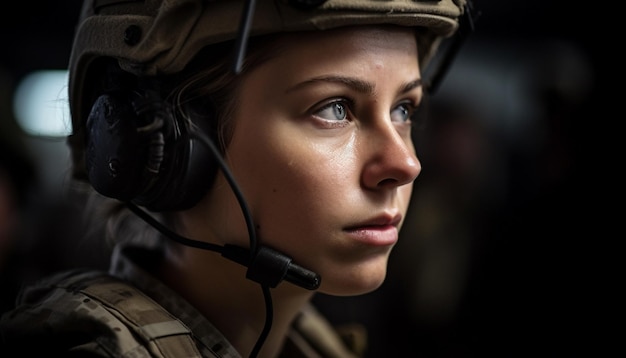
0 244 364 357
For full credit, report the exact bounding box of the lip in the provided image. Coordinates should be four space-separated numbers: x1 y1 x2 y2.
344 213 402 247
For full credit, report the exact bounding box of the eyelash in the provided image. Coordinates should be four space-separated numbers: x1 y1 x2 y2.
309 97 420 132
312 98 354 123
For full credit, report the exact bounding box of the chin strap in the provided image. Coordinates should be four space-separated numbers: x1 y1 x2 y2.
425 0 481 95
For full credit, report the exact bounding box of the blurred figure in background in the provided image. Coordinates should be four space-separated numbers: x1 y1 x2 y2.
0 67 38 314
1 66 108 316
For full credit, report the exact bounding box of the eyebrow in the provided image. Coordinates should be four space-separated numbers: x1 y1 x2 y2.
285 75 422 95
401 78 423 94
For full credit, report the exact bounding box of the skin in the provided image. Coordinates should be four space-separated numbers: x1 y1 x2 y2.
161 25 422 357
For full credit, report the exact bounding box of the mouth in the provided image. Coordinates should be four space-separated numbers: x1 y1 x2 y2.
343 213 402 247
345 212 403 231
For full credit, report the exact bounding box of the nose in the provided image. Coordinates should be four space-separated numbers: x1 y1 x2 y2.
361 122 421 190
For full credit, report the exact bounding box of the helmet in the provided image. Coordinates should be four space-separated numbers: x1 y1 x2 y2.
67 0 468 210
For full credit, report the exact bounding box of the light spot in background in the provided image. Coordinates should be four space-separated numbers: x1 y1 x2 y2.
13 70 71 137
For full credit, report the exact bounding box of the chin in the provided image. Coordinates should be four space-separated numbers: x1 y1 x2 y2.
318 265 388 296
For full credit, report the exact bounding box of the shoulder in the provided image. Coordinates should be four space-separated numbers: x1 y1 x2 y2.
0 268 204 357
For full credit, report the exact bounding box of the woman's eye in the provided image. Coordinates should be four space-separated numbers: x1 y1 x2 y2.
390 103 414 123
314 101 348 122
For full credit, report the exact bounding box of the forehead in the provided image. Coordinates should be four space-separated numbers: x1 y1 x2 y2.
246 25 420 74
237 25 422 104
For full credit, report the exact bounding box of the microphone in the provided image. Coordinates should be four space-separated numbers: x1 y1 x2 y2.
222 244 320 290
126 202 321 290
185 125 322 290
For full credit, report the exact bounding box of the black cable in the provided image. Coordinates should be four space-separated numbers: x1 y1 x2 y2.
126 203 222 252
231 2 274 355
232 0 257 74
189 128 275 358
189 129 259 257
249 285 273 358
126 126 270 358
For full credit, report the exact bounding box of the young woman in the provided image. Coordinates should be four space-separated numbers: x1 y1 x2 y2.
0 1 471 357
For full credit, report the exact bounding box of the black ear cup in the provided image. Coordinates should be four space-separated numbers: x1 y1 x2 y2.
136 99 217 212
86 91 152 202
85 89 216 211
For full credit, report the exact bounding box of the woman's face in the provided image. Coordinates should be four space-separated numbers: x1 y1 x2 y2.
202 25 421 295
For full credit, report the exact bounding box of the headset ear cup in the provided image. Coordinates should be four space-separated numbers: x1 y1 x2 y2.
85 85 217 212
174 116 217 210
85 92 154 201
135 103 217 212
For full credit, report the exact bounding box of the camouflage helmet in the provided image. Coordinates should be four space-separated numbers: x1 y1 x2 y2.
67 0 468 184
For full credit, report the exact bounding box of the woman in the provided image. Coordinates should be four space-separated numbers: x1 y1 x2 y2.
0 1 470 357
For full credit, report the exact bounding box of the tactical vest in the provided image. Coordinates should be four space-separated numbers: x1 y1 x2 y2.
1 268 365 357
2 269 208 357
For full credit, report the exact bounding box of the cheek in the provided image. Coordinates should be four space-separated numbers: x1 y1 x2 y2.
230 129 355 243
250 140 348 210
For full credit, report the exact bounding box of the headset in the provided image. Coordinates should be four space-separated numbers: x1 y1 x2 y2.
85 54 322 357
85 61 219 212
81 0 478 356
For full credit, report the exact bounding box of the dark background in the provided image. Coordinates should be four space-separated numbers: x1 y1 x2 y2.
0 1 610 357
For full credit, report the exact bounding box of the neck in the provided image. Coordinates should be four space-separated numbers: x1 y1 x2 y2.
159 244 315 358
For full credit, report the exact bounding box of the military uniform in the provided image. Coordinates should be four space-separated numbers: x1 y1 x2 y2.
0 244 365 357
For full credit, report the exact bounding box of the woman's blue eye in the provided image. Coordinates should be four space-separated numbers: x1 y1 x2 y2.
316 101 347 121
391 103 413 123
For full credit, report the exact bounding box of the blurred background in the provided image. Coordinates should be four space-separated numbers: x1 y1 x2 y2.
0 1 607 357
